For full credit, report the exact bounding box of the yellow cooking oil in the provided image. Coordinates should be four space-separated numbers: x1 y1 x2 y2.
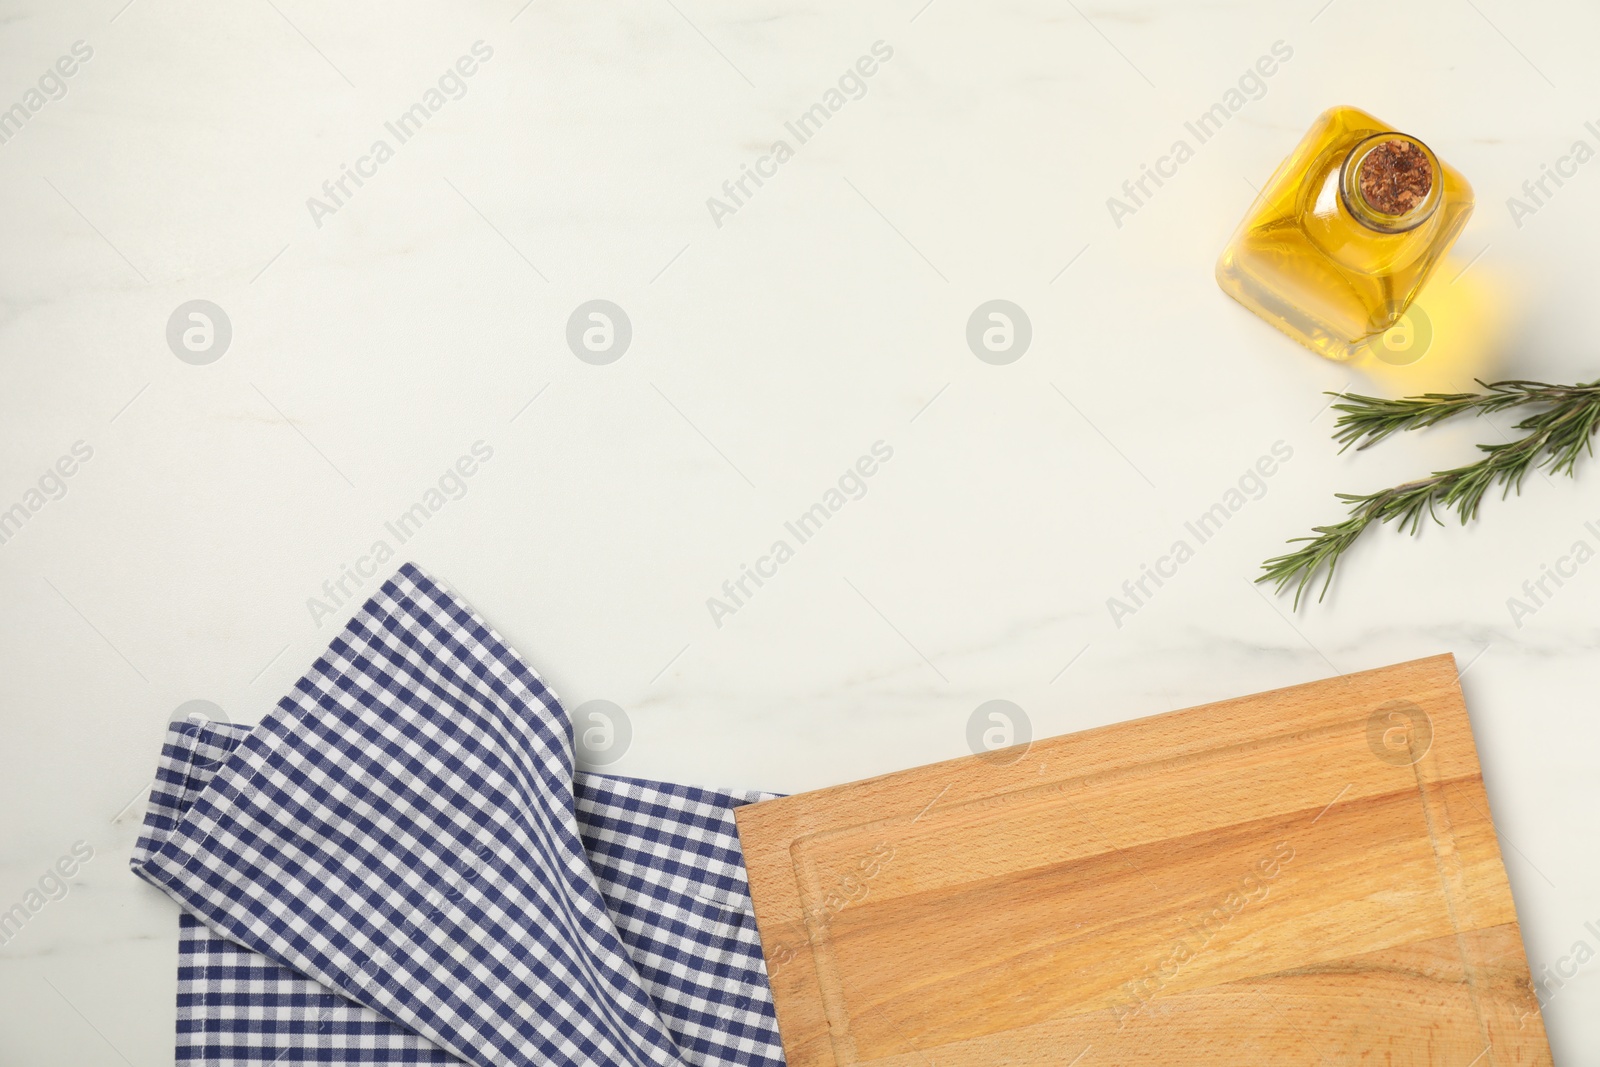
1216 105 1474 361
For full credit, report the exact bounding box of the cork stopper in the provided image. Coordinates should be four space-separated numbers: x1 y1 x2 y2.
1340 132 1442 233
1357 139 1433 216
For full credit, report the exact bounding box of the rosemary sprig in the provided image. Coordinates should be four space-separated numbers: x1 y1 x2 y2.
1260 378 1600 607
1330 378 1600 451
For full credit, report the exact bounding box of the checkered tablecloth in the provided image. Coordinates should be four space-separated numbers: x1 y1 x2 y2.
130 563 786 1067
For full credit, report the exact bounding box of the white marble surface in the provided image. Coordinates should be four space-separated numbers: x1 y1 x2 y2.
2 0 1598 1061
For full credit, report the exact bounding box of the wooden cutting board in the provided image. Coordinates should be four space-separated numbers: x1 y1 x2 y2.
735 655 1552 1066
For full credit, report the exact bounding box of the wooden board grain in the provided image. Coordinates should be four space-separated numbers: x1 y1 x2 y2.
734 655 1553 1066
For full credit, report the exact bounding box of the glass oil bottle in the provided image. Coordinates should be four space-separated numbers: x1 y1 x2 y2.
1216 106 1474 361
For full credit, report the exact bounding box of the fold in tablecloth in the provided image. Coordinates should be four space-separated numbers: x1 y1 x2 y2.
130 563 786 1067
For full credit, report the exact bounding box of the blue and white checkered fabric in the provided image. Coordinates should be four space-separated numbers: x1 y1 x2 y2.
130 563 786 1067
